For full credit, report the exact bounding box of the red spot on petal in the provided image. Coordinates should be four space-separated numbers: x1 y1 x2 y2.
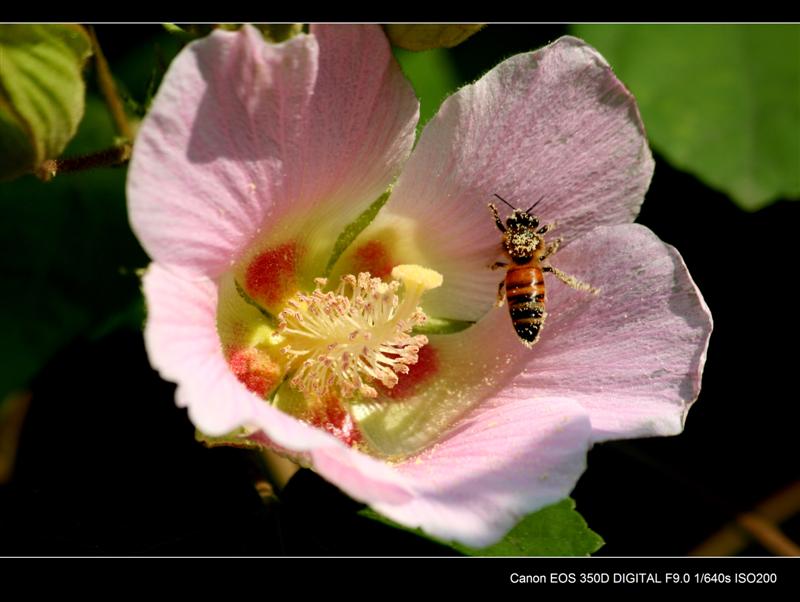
378 344 439 399
228 347 279 397
308 396 363 447
245 242 298 307
352 240 393 279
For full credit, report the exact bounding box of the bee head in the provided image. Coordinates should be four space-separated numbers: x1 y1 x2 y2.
506 209 539 230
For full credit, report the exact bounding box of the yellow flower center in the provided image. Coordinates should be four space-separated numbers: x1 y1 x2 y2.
275 265 442 400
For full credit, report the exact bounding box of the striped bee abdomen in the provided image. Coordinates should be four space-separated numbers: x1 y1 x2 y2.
506 265 546 347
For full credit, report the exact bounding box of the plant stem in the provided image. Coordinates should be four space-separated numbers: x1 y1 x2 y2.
691 482 800 556
87 26 132 141
261 449 300 491
36 143 132 181
735 512 800 556
0 391 32 484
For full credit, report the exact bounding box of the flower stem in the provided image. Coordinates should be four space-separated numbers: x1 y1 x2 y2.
87 26 132 141
35 144 132 181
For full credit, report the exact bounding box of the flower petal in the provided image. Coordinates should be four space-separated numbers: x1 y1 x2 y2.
525 223 712 442
143 264 255 433
144 263 592 546
383 396 592 548
129 25 418 280
341 35 653 320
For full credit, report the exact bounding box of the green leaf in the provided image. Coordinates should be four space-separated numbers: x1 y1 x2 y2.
325 189 391 276
362 497 603 556
454 498 604 556
384 24 485 51
233 278 278 327
394 46 461 130
255 24 304 43
572 24 800 211
195 428 269 451
162 23 198 44
412 316 475 335
0 93 148 401
0 25 93 181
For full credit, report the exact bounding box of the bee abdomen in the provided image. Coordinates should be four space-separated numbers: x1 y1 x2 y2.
506 266 545 303
506 266 546 347
509 301 546 345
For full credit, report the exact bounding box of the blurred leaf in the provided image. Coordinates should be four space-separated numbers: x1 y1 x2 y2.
255 24 303 43
362 497 603 556
63 95 116 155
573 24 800 211
0 93 148 402
454 498 604 556
162 23 198 44
0 102 36 183
0 25 93 181
385 24 484 51
394 47 461 130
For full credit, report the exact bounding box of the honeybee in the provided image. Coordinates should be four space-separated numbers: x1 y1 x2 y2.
489 194 598 348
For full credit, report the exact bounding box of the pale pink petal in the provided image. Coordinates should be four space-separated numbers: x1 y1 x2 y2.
255 380 592 547
523 223 712 442
129 25 418 279
143 264 259 434
258 391 590 547
382 396 591 548
347 35 653 320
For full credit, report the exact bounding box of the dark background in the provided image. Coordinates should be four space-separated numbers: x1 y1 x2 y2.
0 25 797 556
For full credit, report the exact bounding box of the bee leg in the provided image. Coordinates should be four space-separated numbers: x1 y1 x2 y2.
489 260 508 271
496 280 506 307
537 221 556 235
542 265 600 294
539 237 562 262
489 203 506 232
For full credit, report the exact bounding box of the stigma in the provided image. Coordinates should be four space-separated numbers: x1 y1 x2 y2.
276 265 443 400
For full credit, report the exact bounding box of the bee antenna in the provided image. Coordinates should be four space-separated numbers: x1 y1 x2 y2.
525 195 545 214
493 193 517 211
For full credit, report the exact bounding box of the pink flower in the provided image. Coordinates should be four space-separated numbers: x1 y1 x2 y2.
127 25 712 547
